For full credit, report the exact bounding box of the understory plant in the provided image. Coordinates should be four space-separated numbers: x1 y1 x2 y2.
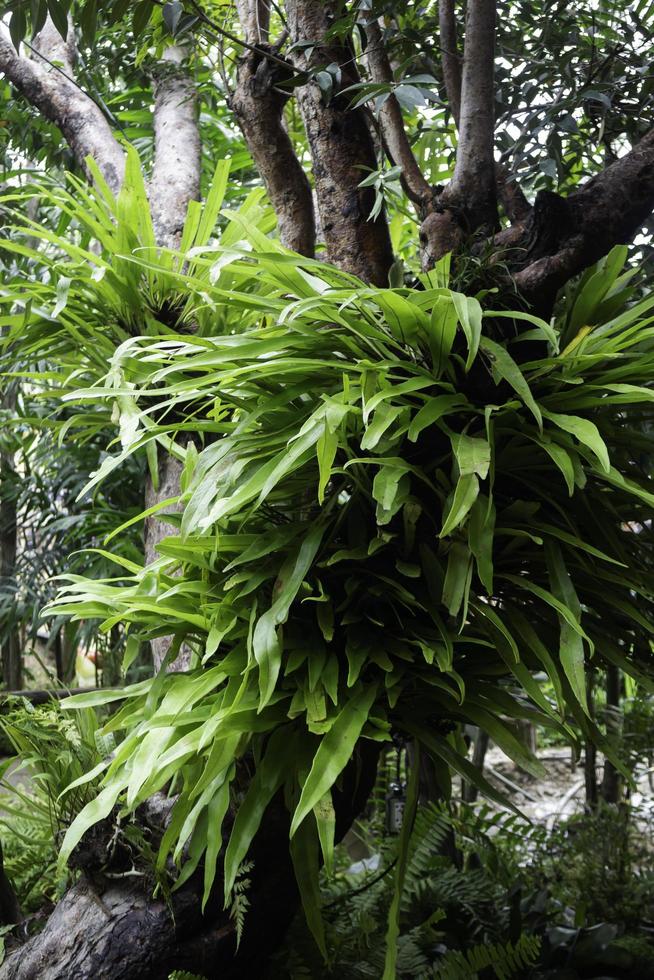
278 801 542 979
3 161 654 968
0 698 109 913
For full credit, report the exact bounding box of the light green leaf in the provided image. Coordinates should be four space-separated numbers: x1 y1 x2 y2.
480 336 542 428
542 410 610 472
440 473 479 538
290 684 378 836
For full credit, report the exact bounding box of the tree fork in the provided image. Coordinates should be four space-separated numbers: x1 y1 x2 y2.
232 0 316 255
285 0 394 286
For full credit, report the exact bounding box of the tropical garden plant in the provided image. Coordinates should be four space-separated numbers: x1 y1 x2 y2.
0 0 654 975
2 154 652 972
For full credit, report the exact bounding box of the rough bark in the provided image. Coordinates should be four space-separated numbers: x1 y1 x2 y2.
363 18 431 207
150 46 202 250
513 127 654 306
232 0 315 254
285 0 394 286
0 743 378 979
421 0 498 268
0 23 124 195
495 165 531 223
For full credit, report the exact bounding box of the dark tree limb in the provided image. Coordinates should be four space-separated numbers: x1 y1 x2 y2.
363 18 431 208
0 377 20 692
0 22 125 195
495 165 531 223
231 0 316 255
285 0 394 286
438 0 462 127
513 127 654 307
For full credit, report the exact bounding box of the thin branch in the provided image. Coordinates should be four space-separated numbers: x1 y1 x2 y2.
363 18 431 207
438 0 461 127
0 21 124 194
236 0 270 43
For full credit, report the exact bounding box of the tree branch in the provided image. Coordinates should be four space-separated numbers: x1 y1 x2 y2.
438 0 461 127
420 0 498 268
0 21 124 194
513 127 654 306
448 0 497 224
363 18 431 207
150 46 201 249
495 165 531 223
437 2 529 225
236 0 271 44
231 0 315 255
285 0 394 286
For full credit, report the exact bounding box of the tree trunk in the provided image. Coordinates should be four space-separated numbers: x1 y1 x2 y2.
462 729 489 804
143 452 190 672
285 0 394 285
584 672 598 808
601 665 622 804
0 381 21 691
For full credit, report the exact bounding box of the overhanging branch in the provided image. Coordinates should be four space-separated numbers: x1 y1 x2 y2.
0 21 124 194
363 18 431 208
513 128 654 303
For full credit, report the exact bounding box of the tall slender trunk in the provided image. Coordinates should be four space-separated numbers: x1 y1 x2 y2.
0 381 20 691
601 665 622 804
462 729 489 804
584 672 598 808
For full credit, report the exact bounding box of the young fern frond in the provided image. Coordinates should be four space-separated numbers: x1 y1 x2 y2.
431 934 542 980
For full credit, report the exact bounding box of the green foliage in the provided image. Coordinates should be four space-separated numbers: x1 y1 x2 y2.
0 698 110 909
526 801 654 932
277 801 541 979
3 159 654 959
432 935 542 980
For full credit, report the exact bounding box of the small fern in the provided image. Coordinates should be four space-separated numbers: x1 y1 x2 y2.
432 934 541 980
229 859 254 950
